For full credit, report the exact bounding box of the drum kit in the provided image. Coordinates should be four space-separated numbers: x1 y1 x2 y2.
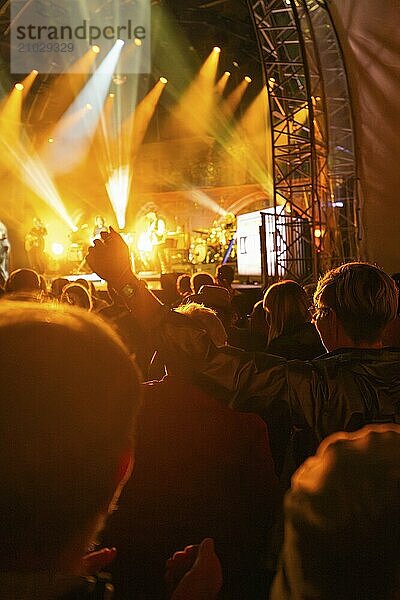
189 221 236 265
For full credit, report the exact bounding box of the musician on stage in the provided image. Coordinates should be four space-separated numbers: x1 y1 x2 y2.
0 220 10 282
25 218 47 274
145 210 168 273
92 215 108 242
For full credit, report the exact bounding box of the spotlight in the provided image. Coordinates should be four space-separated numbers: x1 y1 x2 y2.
51 242 65 257
269 77 276 83
224 71 231 77
159 76 168 84
48 138 54 143
109 92 115 98
85 103 93 110
233 61 239 68
15 83 24 91
244 76 252 83
92 45 101 54
134 38 142 46
213 46 221 53
116 39 125 48
314 228 322 238
32 69 38 75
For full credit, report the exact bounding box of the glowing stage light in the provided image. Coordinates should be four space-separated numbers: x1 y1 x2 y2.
159 76 168 84
15 83 24 91
120 76 168 163
105 165 131 229
32 69 38 75
48 138 54 143
213 46 221 53
216 71 231 95
134 38 142 46
109 92 115 98
186 189 227 217
42 39 125 175
233 86 274 196
233 61 239 68
166 47 221 137
51 242 65 256
223 78 252 116
92 45 101 54
244 76 252 83
314 228 322 238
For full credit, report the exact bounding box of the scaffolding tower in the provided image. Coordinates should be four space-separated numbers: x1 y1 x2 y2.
247 0 359 283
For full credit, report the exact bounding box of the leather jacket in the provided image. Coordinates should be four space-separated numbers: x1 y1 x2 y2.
155 310 400 444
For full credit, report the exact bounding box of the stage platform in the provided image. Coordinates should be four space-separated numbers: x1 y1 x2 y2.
59 271 263 295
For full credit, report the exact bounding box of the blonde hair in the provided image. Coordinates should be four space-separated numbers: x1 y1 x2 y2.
263 280 309 344
314 262 398 343
175 302 227 347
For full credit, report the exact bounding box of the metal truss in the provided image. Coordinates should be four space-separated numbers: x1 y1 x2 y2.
247 0 358 283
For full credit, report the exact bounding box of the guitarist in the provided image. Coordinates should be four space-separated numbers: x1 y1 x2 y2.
145 210 167 273
25 218 47 274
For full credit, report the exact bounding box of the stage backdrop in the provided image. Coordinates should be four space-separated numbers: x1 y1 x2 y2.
331 0 400 274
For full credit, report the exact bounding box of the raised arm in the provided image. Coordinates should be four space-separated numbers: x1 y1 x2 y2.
86 227 165 325
86 229 290 410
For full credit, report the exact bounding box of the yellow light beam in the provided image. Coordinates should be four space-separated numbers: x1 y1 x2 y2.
163 48 221 138
30 48 98 138
216 71 230 95
42 40 125 175
124 78 168 159
221 77 251 118
105 165 131 230
0 84 24 155
20 70 38 98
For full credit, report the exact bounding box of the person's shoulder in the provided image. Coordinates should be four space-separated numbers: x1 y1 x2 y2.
308 348 400 380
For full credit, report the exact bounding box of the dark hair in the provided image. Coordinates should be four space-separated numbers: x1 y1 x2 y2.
0 301 141 565
177 274 191 295
61 283 93 311
282 426 400 600
216 264 234 286
51 277 70 298
191 272 214 294
6 268 41 293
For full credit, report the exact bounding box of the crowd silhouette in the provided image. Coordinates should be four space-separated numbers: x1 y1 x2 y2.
0 230 399 599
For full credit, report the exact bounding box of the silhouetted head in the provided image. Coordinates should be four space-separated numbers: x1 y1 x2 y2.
313 262 398 349
61 283 93 311
263 280 309 344
6 268 41 294
0 301 141 571
191 272 214 294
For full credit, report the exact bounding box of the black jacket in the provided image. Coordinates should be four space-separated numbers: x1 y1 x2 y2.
156 311 400 445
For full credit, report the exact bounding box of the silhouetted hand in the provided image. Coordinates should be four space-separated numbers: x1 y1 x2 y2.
82 547 117 575
167 538 222 600
86 227 133 287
